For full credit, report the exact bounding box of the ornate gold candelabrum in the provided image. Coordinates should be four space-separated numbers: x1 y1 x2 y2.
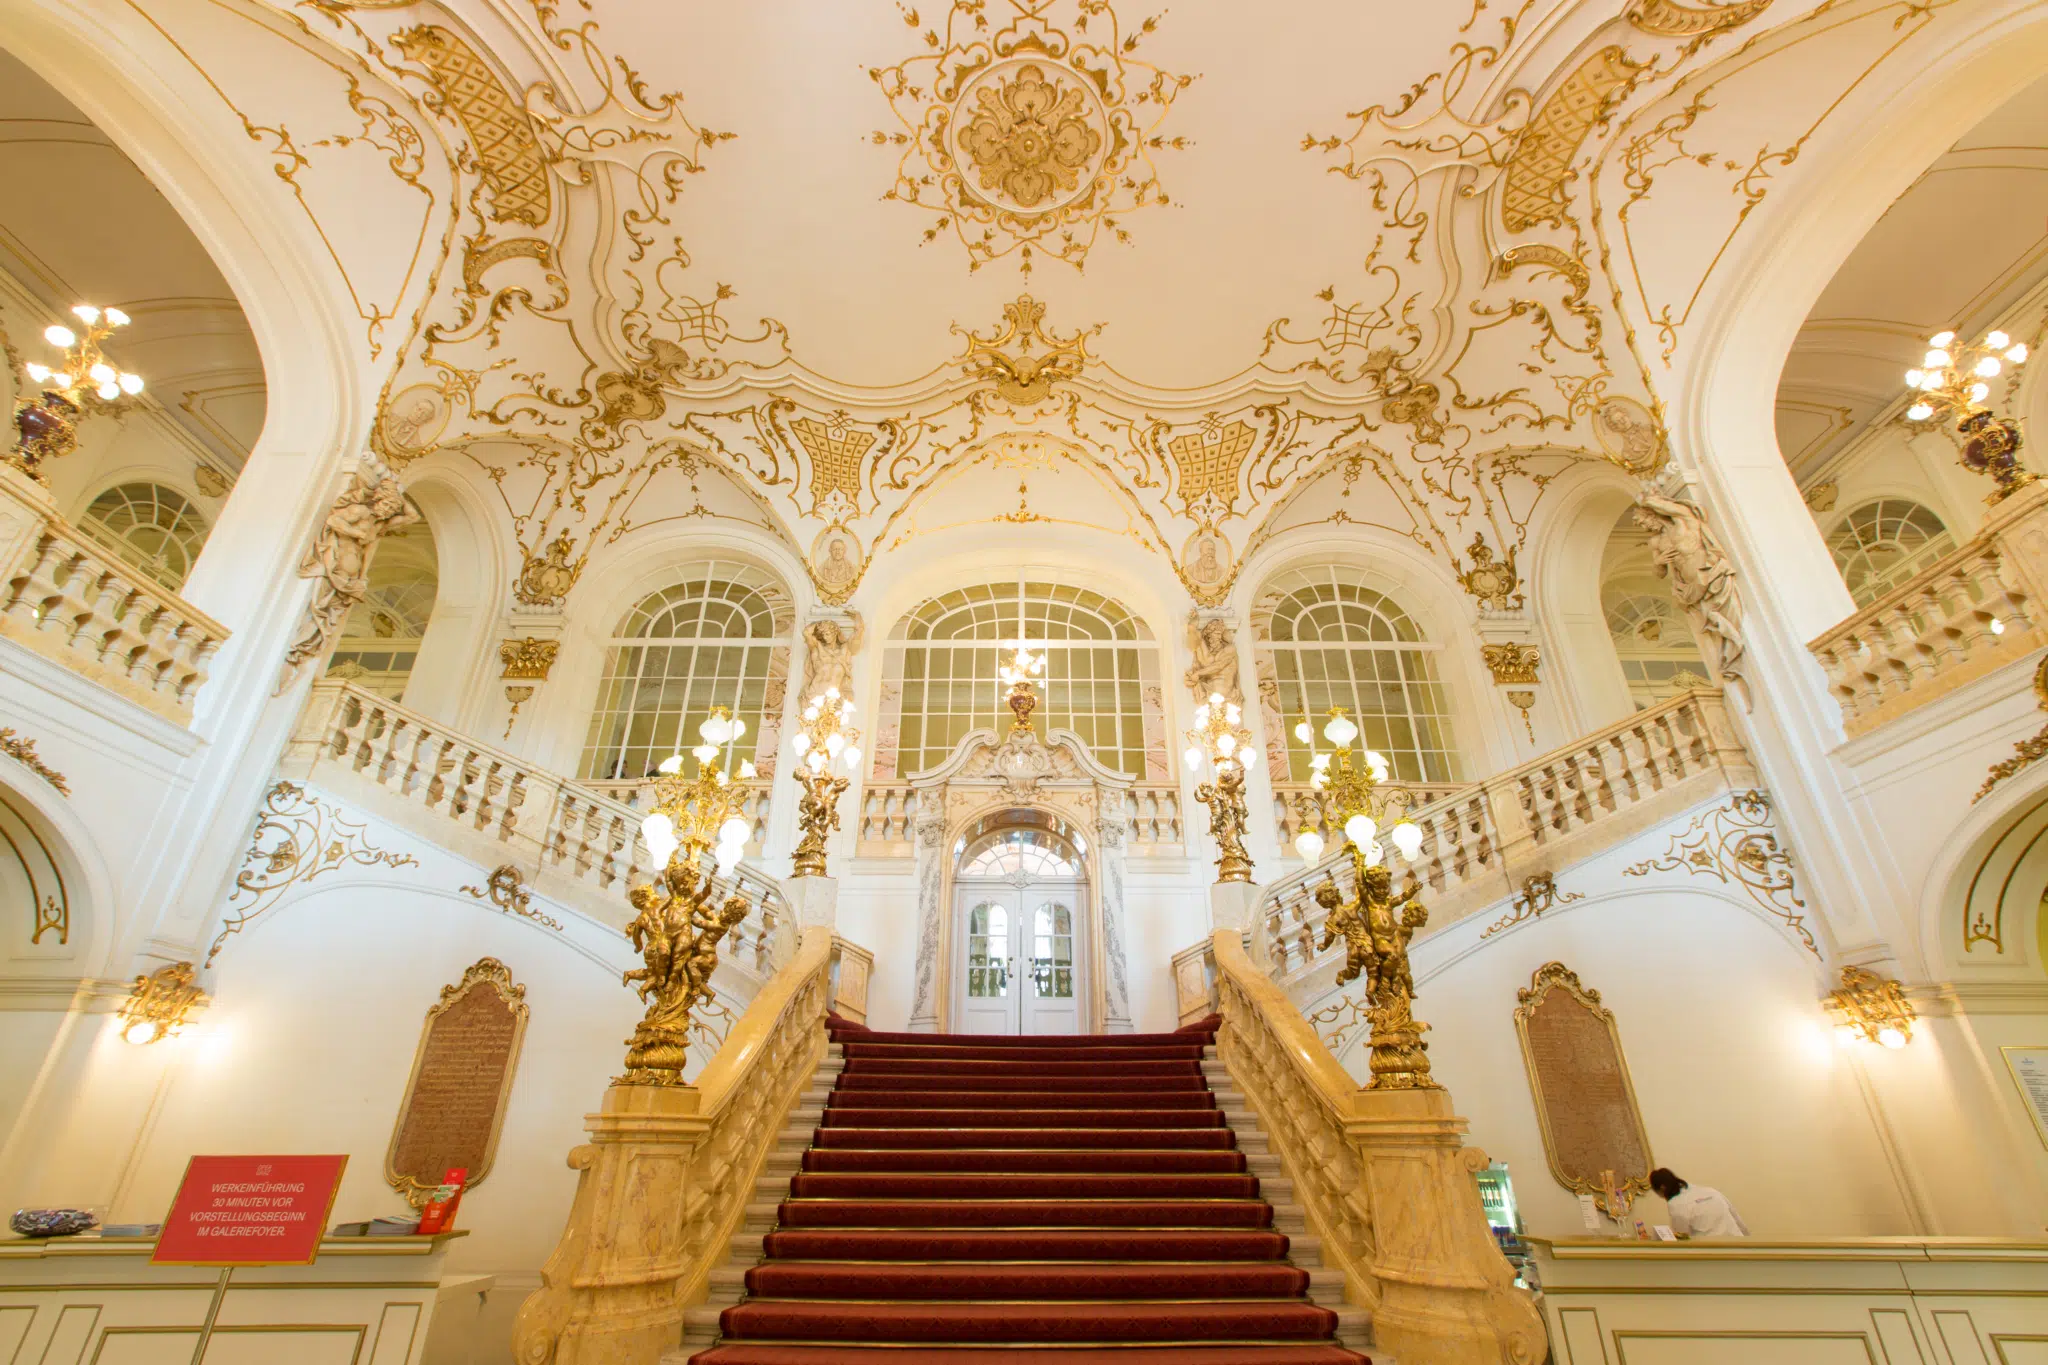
619 707 757 1085
1185 691 1255 884
9 305 145 484
999 643 1046 732
1903 328 2035 501
1824 965 1916 1049
1291 707 1435 1088
789 688 861 879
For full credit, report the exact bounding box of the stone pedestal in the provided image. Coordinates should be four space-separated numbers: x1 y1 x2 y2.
510 1083 712 1365
784 875 838 932
1347 1087 1545 1365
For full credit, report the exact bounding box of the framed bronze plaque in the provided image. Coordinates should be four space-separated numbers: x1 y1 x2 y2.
1514 962 1653 1213
385 957 529 1207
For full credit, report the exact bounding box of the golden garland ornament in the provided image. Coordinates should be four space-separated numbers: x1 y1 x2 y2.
789 688 861 879
1904 328 2036 501
8 305 145 484
619 707 758 1085
1185 691 1255 884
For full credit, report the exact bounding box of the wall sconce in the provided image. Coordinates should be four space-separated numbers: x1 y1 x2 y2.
118 961 208 1045
1824 965 1915 1049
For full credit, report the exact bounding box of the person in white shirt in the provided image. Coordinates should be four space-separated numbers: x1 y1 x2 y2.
1650 1167 1749 1238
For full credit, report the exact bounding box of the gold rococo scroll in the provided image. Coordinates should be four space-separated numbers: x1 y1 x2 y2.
385 957 530 1207
1514 961 1654 1214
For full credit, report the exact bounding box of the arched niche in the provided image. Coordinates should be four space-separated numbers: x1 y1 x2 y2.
1525 465 1642 735
1939 778 2048 982
0 764 116 978
391 463 516 731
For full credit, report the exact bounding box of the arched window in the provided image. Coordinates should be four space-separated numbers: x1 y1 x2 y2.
1253 567 1459 784
1827 499 1954 608
879 579 1163 780
324 514 437 702
579 560 792 782
77 482 209 591
1603 590 1711 709
960 827 1084 879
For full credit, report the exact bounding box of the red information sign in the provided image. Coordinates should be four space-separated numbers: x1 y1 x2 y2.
152 1155 349 1265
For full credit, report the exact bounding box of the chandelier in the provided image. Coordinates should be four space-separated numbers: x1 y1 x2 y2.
1289 708 1423 865
789 688 861 878
638 706 756 878
10 305 145 484
1903 328 2034 500
1184 691 1254 883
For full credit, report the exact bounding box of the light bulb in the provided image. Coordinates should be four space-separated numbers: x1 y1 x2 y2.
1834 1024 1859 1048
713 769 729 786
640 813 679 866
1390 821 1423 860
1184 745 1204 769
692 743 718 762
792 731 812 755
1877 1027 1907 1049
1216 733 1237 757
1310 770 1328 789
1309 753 1331 770
843 746 861 768
1208 692 1224 706
807 749 826 771
825 732 846 755
824 686 841 699
699 715 730 744
88 363 114 383
715 846 742 876
1295 829 1325 862
1976 356 2002 378
24 363 49 382
1930 330 1955 347
1987 330 2010 349
1920 372 1944 391
2008 344 2029 364
738 759 756 779
104 307 129 327
1224 703 1241 723
1362 840 1385 867
1194 704 1210 726
52 373 72 388
719 816 750 846
1365 750 1390 780
1325 714 1358 745
1343 814 1375 848
44 325 74 348
840 700 855 718
1904 369 1924 387
1294 720 1312 743
657 755 684 775
1971 383 1991 403
123 1020 160 1046
1991 617 2007 635
1923 348 1951 369
72 305 99 325
730 717 747 740
118 373 143 395
97 383 119 401
1907 403 1934 422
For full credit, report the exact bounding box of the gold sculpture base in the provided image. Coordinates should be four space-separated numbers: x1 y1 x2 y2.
1365 995 1435 1090
618 1021 692 1086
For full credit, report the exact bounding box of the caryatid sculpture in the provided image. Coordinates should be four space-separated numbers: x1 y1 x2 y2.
1632 489 1748 708
278 454 421 692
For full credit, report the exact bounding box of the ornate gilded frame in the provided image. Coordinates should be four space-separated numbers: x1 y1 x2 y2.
1513 961 1655 1214
385 957 530 1207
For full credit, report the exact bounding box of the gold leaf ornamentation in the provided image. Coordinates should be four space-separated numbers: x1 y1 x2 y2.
791 418 878 511
460 865 564 931
1169 423 1259 519
1482 871 1584 939
1627 0 1774 38
392 26 550 226
869 0 1195 275
0 728 70 797
499 638 561 682
1481 642 1540 686
951 294 1099 403
1502 47 1643 231
1621 790 1817 955
209 781 418 965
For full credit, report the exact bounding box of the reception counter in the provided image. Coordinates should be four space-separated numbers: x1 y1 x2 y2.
1527 1236 2048 1365
0 1233 489 1365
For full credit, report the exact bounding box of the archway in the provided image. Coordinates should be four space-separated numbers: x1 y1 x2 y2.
951 813 1090 1035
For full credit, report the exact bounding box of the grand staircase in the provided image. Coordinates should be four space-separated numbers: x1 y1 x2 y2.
680 1018 1370 1364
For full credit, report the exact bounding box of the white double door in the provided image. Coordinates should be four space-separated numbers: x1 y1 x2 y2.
954 881 1084 1035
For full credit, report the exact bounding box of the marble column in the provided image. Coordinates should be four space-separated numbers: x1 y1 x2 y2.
905 788 946 1033
1094 787 1134 1034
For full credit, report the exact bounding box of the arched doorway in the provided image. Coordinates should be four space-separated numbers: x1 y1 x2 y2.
951 815 1088 1035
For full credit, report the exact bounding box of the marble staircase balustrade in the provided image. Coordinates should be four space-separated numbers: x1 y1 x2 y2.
285 680 793 978
0 464 226 722
1809 480 2048 738
855 779 1186 856
1245 688 1752 989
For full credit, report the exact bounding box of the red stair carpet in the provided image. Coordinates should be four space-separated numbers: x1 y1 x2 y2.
690 1016 1368 1365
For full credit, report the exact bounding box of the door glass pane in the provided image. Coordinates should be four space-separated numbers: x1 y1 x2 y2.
968 902 1009 998
1032 901 1074 999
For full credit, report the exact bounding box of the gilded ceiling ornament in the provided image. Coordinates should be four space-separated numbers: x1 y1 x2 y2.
869 0 1194 274
378 383 452 464
0 728 69 797
499 637 561 681
1458 533 1522 610
792 417 876 511
1490 243 1591 302
1482 642 1540 686
1802 480 1838 513
193 465 232 499
1595 396 1668 474
951 294 1098 403
1502 47 1643 232
1626 0 1774 38
1170 422 1258 520
1622 790 1817 955
391 26 551 226
516 531 581 607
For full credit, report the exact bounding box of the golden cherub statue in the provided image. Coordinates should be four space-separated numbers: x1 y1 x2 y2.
620 857 753 1084
1315 855 1438 1089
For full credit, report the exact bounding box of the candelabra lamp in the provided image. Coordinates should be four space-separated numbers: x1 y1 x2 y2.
1824 965 1916 1049
999 643 1047 732
1184 690 1255 883
619 706 758 1084
1903 328 2034 501
10 305 145 484
117 961 207 1045
1288 707 1424 866
789 687 862 878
